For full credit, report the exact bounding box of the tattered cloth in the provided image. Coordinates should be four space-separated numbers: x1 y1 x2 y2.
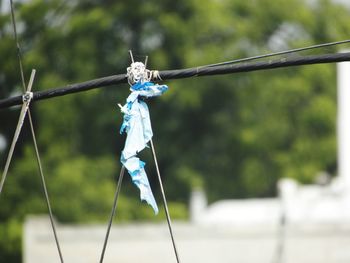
119 81 168 214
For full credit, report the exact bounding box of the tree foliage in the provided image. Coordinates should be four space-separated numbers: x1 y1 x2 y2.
1 0 350 261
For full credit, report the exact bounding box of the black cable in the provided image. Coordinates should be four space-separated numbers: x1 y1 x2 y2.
1 52 350 109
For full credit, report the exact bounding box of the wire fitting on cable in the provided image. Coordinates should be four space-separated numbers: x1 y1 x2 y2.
126 50 163 86
22 91 33 103
150 70 162 81
127 62 150 85
126 63 163 85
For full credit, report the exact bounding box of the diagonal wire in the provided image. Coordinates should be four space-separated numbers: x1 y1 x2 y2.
202 39 350 68
0 69 35 195
150 139 181 263
27 109 65 263
9 0 64 262
9 0 26 90
272 210 286 263
99 165 125 263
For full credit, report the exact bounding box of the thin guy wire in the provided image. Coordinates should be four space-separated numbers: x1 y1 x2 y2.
99 166 125 263
0 102 27 194
272 213 286 263
202 39 350 68
10 0 26 89
272 198 287 263
9 1 65 262
0 69 35 195
27 110 65 263
150 139 181 263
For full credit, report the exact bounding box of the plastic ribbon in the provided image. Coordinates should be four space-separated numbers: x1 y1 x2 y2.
119 81 168 214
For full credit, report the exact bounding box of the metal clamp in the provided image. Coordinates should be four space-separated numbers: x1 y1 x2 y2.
22 91 33 103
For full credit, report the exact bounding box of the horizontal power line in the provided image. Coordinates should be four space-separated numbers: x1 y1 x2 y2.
1 52 350 109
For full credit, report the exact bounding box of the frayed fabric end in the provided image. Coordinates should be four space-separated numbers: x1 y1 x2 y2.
119 81 168 214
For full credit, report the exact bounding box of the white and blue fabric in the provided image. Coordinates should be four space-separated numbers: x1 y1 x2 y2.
119 81 168 214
